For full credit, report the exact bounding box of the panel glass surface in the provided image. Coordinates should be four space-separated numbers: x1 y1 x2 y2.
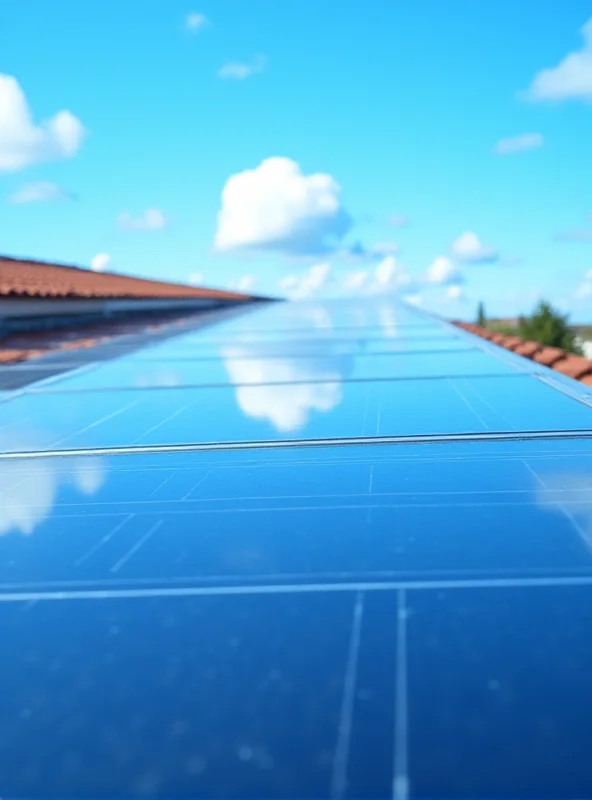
3 296 592 800
32 349 524 393
2 439 592 586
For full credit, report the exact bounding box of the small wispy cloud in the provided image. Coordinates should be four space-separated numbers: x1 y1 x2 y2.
218 54 267 80
9 181 71 204
188 272 203 285
185 12 209 32
494 133 543 155
555 227 592 242
387 213 410 227
117 208 169 231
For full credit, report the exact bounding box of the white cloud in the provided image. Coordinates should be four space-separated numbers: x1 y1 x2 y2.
0 74 85 172
0 446 105 537
186 12 209 32
8 181 70 204
223 344 350 432
218 54 267 80
575 268 592 299
370 241 399 256
451 231 498 263
343 269 369 292
90 253 111 272
342 256 414 296
494 133 543 155
117 208 168 231
230 274 257 293
387 213 409 227
404 293 423 306
188 272 203 285
427 256 463 285
446 284 465 301
214 157 352 255
526 18 592 102
279 263 331 299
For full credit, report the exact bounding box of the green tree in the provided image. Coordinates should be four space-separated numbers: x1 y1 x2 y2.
518 300 583 355
476 301 486 327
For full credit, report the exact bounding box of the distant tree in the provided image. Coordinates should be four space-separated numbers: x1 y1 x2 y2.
476 301 486 327
518 300 583 355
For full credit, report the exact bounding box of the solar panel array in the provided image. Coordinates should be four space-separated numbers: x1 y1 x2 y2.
2 296 592 799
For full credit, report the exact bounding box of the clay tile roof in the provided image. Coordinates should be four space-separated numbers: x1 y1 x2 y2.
514 340 541 358
500 336 523 351
532 346 568 367
552 355 592 380
0 255 253 301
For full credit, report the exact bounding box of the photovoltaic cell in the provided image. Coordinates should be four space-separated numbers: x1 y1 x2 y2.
2 296 592 799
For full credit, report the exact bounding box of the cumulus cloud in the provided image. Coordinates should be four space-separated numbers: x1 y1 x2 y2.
451 231 498 263
427 256 463 285
223 340 356 432
8 181 71 204
186 12 209 31
525 18 592 102
214 157 352 255
342 256 415 296
218 54 267 80
278 263 331 299
494 133 543 155
117 208 168 231
0 74 85 172
90 253 111 272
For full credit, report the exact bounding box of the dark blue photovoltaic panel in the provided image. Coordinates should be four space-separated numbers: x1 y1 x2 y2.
1 440 592 586
3 297 592 800
1 372 591 453
408 586 592 798
30 349 524 393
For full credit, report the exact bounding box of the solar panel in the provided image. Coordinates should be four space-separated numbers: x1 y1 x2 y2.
2 296 592 798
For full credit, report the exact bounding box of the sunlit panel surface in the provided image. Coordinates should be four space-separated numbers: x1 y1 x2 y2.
2 297 592 799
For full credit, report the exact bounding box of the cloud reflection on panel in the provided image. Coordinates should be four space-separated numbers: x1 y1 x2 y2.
533 466 592 551
0 450 106 536
222 343 357 433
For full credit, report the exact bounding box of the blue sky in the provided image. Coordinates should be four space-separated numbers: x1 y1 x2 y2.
1 0 592 319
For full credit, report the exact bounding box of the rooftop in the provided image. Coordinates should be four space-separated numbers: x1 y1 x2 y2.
0 255 253 301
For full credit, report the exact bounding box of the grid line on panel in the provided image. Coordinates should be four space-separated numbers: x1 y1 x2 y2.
22 371 532 395
50 400 141 448
7 574 592 603
74 513 136 567
3 429 592 460
393 588 409 800
330 591 365 800
109 519 163 573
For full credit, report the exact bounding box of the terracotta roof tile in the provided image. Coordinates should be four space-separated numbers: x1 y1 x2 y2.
452 320 592 388
552 355 592 379
499 336 523 351
514 340 541 358
0 255 253 301
532 347 567 367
